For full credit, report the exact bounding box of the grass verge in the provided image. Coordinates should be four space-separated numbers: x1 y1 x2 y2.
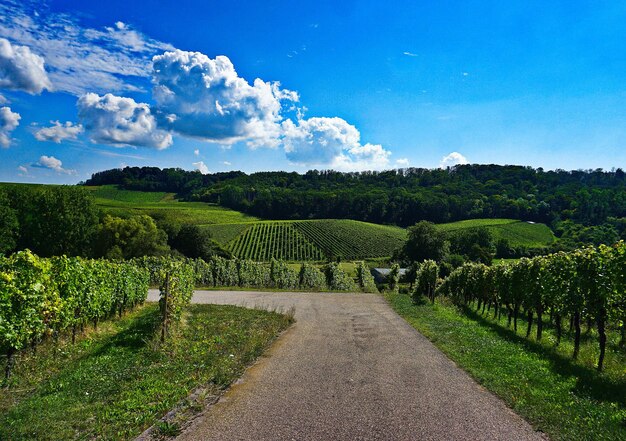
0 303 292 440
385 291 626 441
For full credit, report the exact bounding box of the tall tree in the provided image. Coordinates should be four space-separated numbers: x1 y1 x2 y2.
403 221 448 262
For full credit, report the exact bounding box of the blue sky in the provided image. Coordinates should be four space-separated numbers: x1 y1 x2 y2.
0 0 625 184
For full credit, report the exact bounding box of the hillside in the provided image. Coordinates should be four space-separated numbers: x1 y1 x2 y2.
86 186 408 260
435 218 556 248
87 187 556 260
85 185 259 225
85 165 626 229
206 220 408 261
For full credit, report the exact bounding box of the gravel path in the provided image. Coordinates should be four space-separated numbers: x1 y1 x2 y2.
147 290 546 441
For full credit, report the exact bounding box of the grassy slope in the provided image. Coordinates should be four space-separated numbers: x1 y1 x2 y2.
436 218 556 248
386 292 626 441
0 303 292 440
11 184 555 259
85 185 259 225
206 219 407 261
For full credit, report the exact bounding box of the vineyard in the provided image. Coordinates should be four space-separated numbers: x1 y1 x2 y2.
206 219 408 261
229 223 324 261
0 251 150 380
435 218 556 248
419 241 626 371
2 252 374 383
294 220 407 260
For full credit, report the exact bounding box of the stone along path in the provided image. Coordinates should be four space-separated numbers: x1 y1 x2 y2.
147 290 546 441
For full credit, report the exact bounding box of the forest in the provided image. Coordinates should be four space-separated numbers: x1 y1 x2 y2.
85 164 626 249
85 165 626 235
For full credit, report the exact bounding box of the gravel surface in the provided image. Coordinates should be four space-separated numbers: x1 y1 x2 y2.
147 290 547 441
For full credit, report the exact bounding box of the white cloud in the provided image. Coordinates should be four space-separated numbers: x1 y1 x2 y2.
395 158 410 167
193 160 209 174
193 148 200 156
77 93 173 149
32 155 76 174
282 117 391 171
0 106 20 147
0 38 51 94
17 165 29 176
403 51 418 57
152 50 298 147
34 120 83 143
439 152 469 168
222 161 232 166
0 1 173 95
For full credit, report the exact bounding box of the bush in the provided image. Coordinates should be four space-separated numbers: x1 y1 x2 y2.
211 256 239 287
270 259 298 289
387 263 400 292
356 261 378 293
414 260 439 302
156 259 194 341
323 263 357 291
238 260 271 288
298 263 327 290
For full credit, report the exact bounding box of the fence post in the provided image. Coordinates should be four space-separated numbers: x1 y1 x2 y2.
161 272 169 342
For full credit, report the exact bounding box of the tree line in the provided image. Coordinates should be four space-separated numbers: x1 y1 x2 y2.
85 165 626 245
0 185 229 261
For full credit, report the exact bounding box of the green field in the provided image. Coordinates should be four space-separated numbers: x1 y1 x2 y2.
435 218 556 248
85 185 259 225
0 303 292 440
229 222 324 261
207 219 408 261
5 185 556 260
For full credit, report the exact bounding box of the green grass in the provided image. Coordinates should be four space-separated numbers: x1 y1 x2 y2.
436 218 556 248
85 185 259 225
386 292 626 441
0 303 292 440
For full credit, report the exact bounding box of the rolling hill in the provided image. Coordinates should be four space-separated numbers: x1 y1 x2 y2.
435 218 556 248
81 187 556 261
207 220 408 261
85 185 259 225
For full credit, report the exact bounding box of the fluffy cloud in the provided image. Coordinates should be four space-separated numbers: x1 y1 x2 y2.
439 151 469 168
32 155 75 174
282 117 391 171
34 121 83 143
0 106 20 147
395 158 410 167
193 148 200 156
77 93 173 149
192 161 209 174
0 1 173 94
152 50 298 147
0 38 51 94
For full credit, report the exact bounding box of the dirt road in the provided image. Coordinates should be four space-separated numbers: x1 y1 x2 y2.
146 290 545 440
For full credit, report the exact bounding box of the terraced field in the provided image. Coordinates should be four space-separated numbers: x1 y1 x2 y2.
435 218 556 248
